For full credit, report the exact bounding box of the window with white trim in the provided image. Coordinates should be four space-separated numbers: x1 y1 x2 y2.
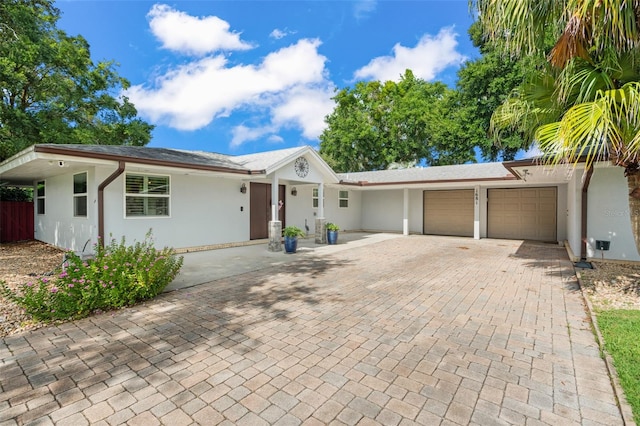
125 174 170 217
73 172 87 217
312 188 319 208
339 190 349 208
36 181 45 215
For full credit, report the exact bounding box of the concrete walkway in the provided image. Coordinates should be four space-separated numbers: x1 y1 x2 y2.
0 235 627 425
167 232 403 291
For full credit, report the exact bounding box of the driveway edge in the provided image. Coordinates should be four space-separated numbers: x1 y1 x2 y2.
574 268 637 426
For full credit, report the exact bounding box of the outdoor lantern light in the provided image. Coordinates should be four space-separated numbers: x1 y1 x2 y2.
291 187 297 196
240 183 247 194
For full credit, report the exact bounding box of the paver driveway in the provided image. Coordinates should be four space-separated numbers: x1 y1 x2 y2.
0 236 625 425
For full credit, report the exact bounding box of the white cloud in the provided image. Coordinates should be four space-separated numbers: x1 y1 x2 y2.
231 125 273 147
270 28 296 40
147 4 253 56
270 29 287 40
271 85 336 139
229 84 335 147
353 0 377 20
126 37 334 145
354 27 466 82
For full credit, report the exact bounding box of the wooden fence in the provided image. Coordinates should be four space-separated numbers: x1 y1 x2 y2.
0 201 34 243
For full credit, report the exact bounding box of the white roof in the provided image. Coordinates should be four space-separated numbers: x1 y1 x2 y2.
233 146 307 171
338 162 515 185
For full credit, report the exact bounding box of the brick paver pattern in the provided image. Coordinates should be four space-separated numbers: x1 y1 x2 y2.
0 236 624 425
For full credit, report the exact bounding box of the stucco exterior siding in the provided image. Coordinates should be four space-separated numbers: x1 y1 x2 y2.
361 190 405 233
322 187 362 232
587 165 640 261
285 185 362 234
35 168 97 253
103 171 249 250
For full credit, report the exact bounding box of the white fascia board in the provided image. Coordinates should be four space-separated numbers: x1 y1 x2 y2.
0 149 38 175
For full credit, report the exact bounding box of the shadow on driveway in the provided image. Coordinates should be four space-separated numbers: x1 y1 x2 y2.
0 235 627 425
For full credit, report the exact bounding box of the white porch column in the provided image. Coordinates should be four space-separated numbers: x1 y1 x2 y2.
317 183 324 218
403 188 409 236
315 183 326 244
268 175 281 251
474 185 480 240
271 175 279 221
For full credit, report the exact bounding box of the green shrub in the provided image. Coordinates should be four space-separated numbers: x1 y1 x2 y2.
326 222 339 231
1 231 183 321
283 226 305 238
0 186 32 202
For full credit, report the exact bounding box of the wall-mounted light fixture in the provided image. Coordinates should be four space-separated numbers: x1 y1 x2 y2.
240 183 247 194
521 169 530 182
291 187 297 196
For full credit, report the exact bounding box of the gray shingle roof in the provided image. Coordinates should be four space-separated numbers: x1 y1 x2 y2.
36 144 248 171
338 162 515 184
26 145 516 184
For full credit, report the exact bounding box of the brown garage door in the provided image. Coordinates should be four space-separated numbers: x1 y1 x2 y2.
423 190 474 237
487 187 557 241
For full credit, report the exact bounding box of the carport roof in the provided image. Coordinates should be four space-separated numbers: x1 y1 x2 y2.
338 162 517 186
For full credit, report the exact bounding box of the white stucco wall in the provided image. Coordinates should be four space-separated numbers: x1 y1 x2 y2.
284 185 319 234
285 185 361 234
361 190 405 233
101 170 250 250
587 165 640 261
34 168 98 252
323 187 362 232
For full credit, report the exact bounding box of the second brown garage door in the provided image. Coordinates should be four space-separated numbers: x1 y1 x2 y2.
423 190 474 237
487 187 557 241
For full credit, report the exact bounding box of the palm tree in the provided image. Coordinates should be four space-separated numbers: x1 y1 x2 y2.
473 0 640 251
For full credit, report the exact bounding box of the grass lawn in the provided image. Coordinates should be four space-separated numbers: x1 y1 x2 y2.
596 309 640 424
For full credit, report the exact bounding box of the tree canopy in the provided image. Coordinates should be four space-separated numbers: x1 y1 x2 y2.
452 22 533 161
474 0 640 171
319 70 477 173
0 0 153 162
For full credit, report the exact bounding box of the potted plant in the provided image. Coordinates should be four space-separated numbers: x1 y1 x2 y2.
283 226 305 253
326 222 339 245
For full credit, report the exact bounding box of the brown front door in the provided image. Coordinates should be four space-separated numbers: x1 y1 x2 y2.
250 183 286 240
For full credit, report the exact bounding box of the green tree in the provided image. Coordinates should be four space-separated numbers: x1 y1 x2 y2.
0 0 153 162
319 70 476 172
474 0 640 168
455 22 538 161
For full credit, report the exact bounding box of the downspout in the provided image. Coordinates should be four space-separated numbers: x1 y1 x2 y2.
580 165 594 261
98 161 125 247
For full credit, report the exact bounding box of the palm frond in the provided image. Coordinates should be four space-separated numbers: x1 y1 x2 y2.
536 81 640 168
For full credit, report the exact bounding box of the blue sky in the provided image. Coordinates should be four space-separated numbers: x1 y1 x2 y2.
55 1 480 156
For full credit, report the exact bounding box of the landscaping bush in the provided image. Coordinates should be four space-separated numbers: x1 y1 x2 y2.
0 231 183 321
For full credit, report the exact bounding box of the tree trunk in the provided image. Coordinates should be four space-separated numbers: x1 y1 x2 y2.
627 173 640 255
